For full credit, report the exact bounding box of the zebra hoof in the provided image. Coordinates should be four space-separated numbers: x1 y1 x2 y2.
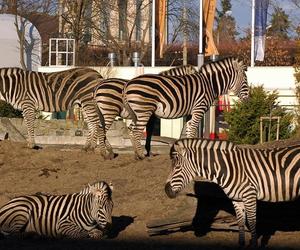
104 152 117 160
135 154 145 160
28 143 42 150
83 145 96 152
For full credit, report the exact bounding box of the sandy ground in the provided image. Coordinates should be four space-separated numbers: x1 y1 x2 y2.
0 140 300 250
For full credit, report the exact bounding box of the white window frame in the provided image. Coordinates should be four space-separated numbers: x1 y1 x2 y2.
49 38 75 66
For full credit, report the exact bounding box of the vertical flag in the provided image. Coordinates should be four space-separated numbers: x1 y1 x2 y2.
254 0 269 61
203 0 218 56
155 0 166 58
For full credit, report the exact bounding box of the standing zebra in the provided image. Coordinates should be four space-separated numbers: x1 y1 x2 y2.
0 181 113 239
0 67 103 150
123 57 249 159
165 138 300 247
159 64 196 76
94 65 197 159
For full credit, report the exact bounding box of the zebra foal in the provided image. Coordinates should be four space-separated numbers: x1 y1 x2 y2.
123 57 249 160
165 138 300 247
0 67 103 150
94 65 197 159
0 181 113 239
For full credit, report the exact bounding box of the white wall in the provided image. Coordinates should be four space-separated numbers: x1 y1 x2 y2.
247 66 297 108
0 14 41 71
38 66 298 138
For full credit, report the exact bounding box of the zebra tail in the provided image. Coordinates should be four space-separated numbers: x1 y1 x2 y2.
124 101 137 124
93 86 106 134
95 101 106 134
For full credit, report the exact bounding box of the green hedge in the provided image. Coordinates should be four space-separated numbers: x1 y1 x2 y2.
224 86 295 144
0 101 23 118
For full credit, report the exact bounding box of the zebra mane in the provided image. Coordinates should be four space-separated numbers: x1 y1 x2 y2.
80 181 113 198
159 64 197 76
171 138 236 156
199 57 245 73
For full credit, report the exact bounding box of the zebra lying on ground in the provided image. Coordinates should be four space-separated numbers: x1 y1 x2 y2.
165 138 300 247
0 67 103 150
0 181 113 239
123 57 249 160
94 65 196 159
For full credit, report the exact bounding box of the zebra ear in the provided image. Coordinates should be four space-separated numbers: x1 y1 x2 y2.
173 143 186 155
88 184 96 192
109 181 114 191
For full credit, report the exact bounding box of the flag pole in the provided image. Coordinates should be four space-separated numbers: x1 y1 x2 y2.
197 0 204 69
251 0 255 67
151 0 155 67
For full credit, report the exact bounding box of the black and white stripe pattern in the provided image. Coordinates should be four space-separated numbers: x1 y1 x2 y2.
165 138 300 247
0 67 103 150
159 64 196 76
94 65 197 159
0 181 113 239
123 57 249 159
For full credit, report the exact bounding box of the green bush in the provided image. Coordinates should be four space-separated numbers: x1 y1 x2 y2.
0 101 23 118
224 86 295 144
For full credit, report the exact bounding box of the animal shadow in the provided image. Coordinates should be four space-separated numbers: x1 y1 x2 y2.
191 181 234 237
107 215 134 238
192 181 300 247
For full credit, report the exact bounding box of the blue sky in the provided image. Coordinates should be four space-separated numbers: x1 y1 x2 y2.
231 0 299 37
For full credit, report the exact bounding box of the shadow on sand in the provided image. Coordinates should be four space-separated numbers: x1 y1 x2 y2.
192 181 300 247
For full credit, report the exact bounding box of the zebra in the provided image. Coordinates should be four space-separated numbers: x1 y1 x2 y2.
94 65 197 159
0 67 103 151
123 57 249 160
159 64 197 76
165 138 300 247
0 181 113 239
79 180 113 195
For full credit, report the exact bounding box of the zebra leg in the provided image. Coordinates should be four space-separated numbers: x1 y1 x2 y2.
145 115 156 157
21 103 37 149
243 192 258 247
81 103 100 152
232 201 246 247
0 211 30 236
98 112 118 160
128 110 154 160
98 125 115 160
126 105 153 159
128 123 145 160
88 228 104 239
185 110 205 138
57 218 89 239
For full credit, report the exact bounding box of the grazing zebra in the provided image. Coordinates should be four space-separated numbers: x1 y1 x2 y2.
0 181 113 239
123 57 249 159
94 65 197 159
0 67 103 150
165 138 300 247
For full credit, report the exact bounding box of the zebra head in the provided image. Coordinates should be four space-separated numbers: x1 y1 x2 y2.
165 139 198 199
89 182 114 232
229 59 249 101
80 180 114 195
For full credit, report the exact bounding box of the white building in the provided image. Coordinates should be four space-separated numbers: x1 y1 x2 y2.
0 14 41 71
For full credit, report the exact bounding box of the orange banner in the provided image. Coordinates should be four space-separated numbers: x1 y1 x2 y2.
203 0 218 56
155 0 166 58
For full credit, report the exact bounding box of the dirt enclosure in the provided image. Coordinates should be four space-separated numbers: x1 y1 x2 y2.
1 140 300 250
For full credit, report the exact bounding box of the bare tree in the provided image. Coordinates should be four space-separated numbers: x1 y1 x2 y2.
1 0 58 69
89 0 152 66
60 0 91 65
167 0 199 44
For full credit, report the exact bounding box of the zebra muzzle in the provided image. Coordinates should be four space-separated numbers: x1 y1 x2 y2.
165 182 177 199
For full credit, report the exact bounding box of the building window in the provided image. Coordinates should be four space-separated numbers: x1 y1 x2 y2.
49 38 75 66
118 0 127 40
